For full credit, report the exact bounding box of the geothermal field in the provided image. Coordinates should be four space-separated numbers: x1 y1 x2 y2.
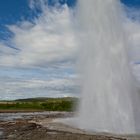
0 111 140 140
0 0 140 139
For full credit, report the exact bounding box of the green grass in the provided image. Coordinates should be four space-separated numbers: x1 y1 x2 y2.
0 97 78 111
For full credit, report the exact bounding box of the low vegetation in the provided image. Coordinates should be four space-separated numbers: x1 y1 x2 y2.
0 97 78 112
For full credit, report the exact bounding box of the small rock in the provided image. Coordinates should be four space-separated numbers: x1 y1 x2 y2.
8 134 16 138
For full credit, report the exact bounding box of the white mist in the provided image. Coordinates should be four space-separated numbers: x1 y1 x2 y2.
76 0 140 134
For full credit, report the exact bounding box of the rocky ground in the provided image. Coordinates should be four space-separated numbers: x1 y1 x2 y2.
0 112 140 140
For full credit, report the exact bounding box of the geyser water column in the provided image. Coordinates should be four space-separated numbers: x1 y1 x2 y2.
77 0 140 134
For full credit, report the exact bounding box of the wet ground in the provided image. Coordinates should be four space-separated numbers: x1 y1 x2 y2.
0 112 140 140
0 111 73 121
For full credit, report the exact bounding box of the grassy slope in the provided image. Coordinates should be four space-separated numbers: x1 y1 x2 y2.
0 97 77 112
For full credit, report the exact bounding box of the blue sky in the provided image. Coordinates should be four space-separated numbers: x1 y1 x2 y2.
122 0 140 8
0 0 140 45
0 0 140 100
0 0 139 26
0 0 140 42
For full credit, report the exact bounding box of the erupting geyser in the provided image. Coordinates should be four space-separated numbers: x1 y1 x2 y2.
77 0 140 134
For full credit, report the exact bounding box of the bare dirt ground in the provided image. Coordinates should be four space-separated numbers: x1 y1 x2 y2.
0 112 140 140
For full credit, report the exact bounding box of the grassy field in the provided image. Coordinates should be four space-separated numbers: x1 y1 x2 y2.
0 97 77 112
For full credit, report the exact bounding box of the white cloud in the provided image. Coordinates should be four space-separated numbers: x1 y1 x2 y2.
122 6 140 63
123 7 140 83
1 1 140 100
124 6 140 21
0 2 79 100
0 43 18 66
0 73 78 100
0 4 77 68
124 19 140 63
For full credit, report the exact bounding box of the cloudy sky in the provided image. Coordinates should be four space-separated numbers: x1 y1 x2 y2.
0 0 140 100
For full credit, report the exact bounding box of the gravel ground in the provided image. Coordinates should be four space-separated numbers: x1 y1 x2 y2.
0 112 139 140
